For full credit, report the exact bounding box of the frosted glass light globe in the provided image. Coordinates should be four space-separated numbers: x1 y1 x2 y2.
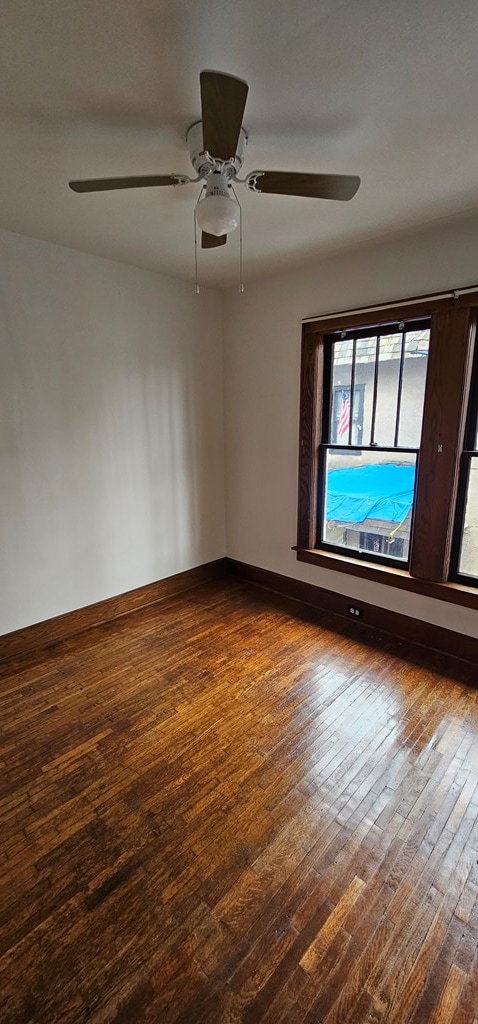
196 193 240 236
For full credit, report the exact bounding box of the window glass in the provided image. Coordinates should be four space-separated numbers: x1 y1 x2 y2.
398 330 430 448
331 384 364 446
323 450 416 563
331 341 352 441
353 338 375 445
457 458 478 578
373 333 402 447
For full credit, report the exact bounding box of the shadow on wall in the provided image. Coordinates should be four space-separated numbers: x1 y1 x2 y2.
0 234 224 634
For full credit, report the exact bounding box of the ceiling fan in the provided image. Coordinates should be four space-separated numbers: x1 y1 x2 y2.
69 70 360 251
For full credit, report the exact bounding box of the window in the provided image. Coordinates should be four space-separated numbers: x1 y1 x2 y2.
452 342 478 584
297 290 478 602
320 320 430 567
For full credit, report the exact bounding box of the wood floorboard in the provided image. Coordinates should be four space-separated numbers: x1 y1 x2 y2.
1 578 478 1023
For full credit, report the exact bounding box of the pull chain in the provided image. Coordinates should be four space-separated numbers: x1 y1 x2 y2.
193 185 206 294
193 208 199 294
231 184 244 293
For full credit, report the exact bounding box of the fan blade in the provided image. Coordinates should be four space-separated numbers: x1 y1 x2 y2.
245 171 360 201
200 70 248 161
69 175 186 193
202 232 227 248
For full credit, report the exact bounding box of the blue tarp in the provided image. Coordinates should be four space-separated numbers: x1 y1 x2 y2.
326 463 415 525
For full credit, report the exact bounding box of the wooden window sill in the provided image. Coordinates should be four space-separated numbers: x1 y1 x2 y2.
296 547 478 611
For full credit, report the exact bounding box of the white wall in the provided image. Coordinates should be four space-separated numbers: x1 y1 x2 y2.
4 214 478 640
223 213 478 638
0 229 225 634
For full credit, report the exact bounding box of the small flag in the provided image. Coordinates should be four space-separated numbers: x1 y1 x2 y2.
337 391 351 441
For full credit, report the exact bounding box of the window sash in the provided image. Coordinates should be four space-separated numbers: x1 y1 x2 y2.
324 318 429 451
452 453 478 584
450 342 478 582
318 317 429 570
317 446 419 569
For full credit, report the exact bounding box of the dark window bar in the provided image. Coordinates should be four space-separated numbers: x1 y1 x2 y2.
394 326 406 447
349 337 356 445
324 444 419 454
370 335 380 446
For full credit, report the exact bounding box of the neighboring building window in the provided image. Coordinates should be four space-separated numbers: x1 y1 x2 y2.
297 291 478 592
331 384 364 447
320 320 430 566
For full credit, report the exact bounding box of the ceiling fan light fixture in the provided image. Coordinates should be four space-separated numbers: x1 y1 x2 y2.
196 191 240 237
68 70 361 278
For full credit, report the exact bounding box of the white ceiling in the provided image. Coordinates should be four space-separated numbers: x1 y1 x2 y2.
1 0 478 289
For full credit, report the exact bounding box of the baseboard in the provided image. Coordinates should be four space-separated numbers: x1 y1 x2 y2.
0 558 227 663
4 555 476 667
226 558 478 666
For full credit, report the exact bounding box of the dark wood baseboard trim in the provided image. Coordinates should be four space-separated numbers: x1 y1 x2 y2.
226 558 478 666
0 558 227 663
4 555 475 667
296 548 478 611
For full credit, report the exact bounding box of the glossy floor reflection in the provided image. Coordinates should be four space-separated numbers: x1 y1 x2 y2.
1 579 477 1023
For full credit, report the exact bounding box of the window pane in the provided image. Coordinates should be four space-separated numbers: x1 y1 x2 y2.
330 326 429 449
331 383 366 446
353 337 376 446
331 341 352 442
322 449 417 563
373 334 402 446
398 329 430 447
458 457 478 578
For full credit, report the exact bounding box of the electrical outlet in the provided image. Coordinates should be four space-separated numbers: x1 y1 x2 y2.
348 605 363 618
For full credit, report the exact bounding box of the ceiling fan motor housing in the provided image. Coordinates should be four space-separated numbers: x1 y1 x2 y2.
204 171 231 200
186 121 248 178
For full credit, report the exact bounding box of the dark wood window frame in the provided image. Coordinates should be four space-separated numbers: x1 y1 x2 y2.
317 316 428 570
297 289 478 611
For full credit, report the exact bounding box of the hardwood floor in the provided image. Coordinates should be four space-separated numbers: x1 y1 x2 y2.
1 578 478 1024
